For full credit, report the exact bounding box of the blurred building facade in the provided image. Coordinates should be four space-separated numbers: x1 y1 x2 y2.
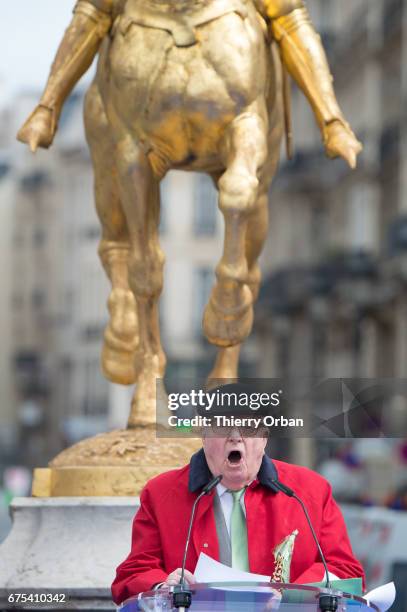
255 0 407 473
257 0 407 378
1 92 113 467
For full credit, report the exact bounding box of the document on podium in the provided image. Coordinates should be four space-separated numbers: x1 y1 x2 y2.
364 582 396 612
195 552 277 594
195 552 270 583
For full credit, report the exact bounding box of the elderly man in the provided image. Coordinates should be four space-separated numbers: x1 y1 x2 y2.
111 418 364 604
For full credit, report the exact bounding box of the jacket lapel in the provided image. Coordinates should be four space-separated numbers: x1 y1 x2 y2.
245 483 278 576
191 490 219 568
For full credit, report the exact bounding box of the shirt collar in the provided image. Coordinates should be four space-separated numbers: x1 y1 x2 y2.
188 448 280 493
216 482 228 497
216 482 252 497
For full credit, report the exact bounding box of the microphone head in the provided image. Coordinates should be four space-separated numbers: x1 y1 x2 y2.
202 474 223 494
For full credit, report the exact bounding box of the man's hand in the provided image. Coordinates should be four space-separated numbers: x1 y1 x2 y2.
324 119 363 169
165 568 196 587
17 106 56 153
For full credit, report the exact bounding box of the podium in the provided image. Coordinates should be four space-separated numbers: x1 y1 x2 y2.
119 582 379 611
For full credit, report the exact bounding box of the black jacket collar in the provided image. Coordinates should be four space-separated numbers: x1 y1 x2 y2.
188 448 280 493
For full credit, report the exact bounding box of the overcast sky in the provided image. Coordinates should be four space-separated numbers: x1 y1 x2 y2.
0 0 93 107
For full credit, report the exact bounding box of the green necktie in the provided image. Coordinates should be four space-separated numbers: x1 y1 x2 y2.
230 488 249 572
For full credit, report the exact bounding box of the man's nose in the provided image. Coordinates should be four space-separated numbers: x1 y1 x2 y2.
227 427 242 442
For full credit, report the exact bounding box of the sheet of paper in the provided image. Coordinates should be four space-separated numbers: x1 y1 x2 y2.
194 552 282 597
364 582 396 612
195 552 271 584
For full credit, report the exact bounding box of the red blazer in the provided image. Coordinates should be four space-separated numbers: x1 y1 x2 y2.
111 451 364 604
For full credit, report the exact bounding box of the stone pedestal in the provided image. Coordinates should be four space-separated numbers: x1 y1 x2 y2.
0 497 140 611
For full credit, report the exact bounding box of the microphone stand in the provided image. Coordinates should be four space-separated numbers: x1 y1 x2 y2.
172 475 223 612
272 480 339 612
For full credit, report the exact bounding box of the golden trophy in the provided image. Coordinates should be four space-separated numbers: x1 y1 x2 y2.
17 0 362 496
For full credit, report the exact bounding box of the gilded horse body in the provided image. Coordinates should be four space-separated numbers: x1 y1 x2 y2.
18 0 361 427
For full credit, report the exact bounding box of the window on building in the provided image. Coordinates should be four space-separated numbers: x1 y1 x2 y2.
32 289 45 309
347 183 378 252
83 358 109 417
12 294 23 309
81 325 105 342
193 175 218 236
193 267 214 337
60 358 73 418
13 233 23 248
159 176 170 235
310 202 328 258
82 226 100 241
33 228 45 248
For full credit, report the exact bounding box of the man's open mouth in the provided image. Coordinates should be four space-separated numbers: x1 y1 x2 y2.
227 450 242 465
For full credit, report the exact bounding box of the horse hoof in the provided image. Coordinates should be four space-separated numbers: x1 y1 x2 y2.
102 288 139 384
101 344 138 385
203 284 253 346
107 288 138 340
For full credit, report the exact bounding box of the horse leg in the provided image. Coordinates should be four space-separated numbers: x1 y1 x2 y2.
84 84 138 385
203 109 268 348
113 137 166 427
207 186 270 382
203 171 238 381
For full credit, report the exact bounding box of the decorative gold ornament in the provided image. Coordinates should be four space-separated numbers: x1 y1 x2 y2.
18 0 361 495
272 529 299 583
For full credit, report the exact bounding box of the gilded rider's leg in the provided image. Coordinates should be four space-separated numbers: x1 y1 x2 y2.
203 110 268 348
84 83 138 386
17 0 112 152
272 7 362 167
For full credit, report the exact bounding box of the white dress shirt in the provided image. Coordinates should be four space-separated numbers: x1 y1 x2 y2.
216 482 247 535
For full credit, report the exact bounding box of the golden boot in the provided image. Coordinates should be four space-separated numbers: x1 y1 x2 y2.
270 5 362 168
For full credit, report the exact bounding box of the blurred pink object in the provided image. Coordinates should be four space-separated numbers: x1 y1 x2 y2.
3 467 31 497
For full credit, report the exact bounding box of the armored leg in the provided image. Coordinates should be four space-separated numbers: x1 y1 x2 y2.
272 7 362 167
17 1 112 152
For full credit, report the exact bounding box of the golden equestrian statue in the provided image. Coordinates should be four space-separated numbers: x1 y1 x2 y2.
18 0 361 495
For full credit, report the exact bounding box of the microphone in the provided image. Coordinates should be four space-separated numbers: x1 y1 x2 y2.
172 474 223 611
272 479 339 612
